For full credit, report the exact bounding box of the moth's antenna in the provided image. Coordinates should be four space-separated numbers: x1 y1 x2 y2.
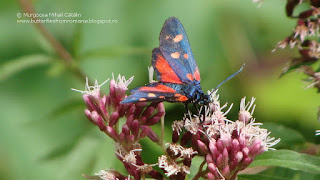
210 63 245 95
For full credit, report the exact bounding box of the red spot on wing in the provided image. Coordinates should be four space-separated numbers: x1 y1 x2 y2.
186 73 194 81
155 54 183 84
183 53 188 59
139 84 176 93
194 67 201 81
174 93 188 102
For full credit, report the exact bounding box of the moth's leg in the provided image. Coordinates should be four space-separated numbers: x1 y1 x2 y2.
184 103 189 114
201 106 206 124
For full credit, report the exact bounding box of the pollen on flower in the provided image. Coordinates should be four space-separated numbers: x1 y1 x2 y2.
94 170 117 180
180 147 198 158
207 90 232 123
158 155 180 177
132 163 155 174
112 73 134 91
71 77 109 97
184 112 200 135
294 25 309 42
166 143 197 158
115 143 142 165
239 97 256 123
166 143 183 156
172 120 184 135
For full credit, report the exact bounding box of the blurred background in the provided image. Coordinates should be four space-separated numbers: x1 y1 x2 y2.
1 0 320 179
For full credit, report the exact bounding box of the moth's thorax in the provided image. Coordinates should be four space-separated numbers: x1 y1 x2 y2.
166 83 208 104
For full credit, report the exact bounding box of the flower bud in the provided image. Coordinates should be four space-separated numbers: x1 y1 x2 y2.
242 157 253 168
221 165 230 177
145 116 160 126
140 116 147 124
197 140 208 154
207 172 215 180
122 124 130 137
91 111 106 131
84 109 93 123
149 170 163 179
206 154 214 163
126 105 136 116
119 132 125 142
207 163 216 173
216 139 224 153
131 120 140 137
249 140 263 156
172 130 180 143
147 130 160 142
83 94 96 111
183 158 192 167
231 139 240 154
106 126 118 141
127 134 135 144
139 125 151 139
216 154 223 169
222 148 229 167
109 111 120 126
142 106 155 118
180 132 192 146
126 114 135 127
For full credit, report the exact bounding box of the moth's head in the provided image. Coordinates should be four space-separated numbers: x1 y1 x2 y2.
197 94 210 105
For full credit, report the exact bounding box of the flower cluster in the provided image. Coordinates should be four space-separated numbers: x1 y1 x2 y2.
73 75 164 179
170 91 280 179
271 0 320 92
74 75 280 180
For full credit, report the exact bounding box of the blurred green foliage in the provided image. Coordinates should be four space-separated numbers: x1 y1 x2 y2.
1 0 320 179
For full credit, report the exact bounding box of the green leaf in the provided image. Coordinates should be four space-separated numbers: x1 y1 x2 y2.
48 99 85 119
0 54 52 81
80 47 151 60
57 135 102 179
46 60 67 77
40 138 82 161
72 24 83 59
189 156 206 179
238 174 288 180
262 123 305 149
280 58 316 78
250 150 320 174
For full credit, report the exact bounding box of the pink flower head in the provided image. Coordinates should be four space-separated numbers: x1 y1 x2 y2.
174 91 280 179
73 75 165 179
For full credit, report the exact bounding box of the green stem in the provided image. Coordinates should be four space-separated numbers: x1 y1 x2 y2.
18 0 90 84
159 115 166 152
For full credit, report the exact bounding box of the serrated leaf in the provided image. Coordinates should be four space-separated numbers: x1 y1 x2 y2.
238 174 288 180
0 54 52 81
262 122 305 149
250 150 320 174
